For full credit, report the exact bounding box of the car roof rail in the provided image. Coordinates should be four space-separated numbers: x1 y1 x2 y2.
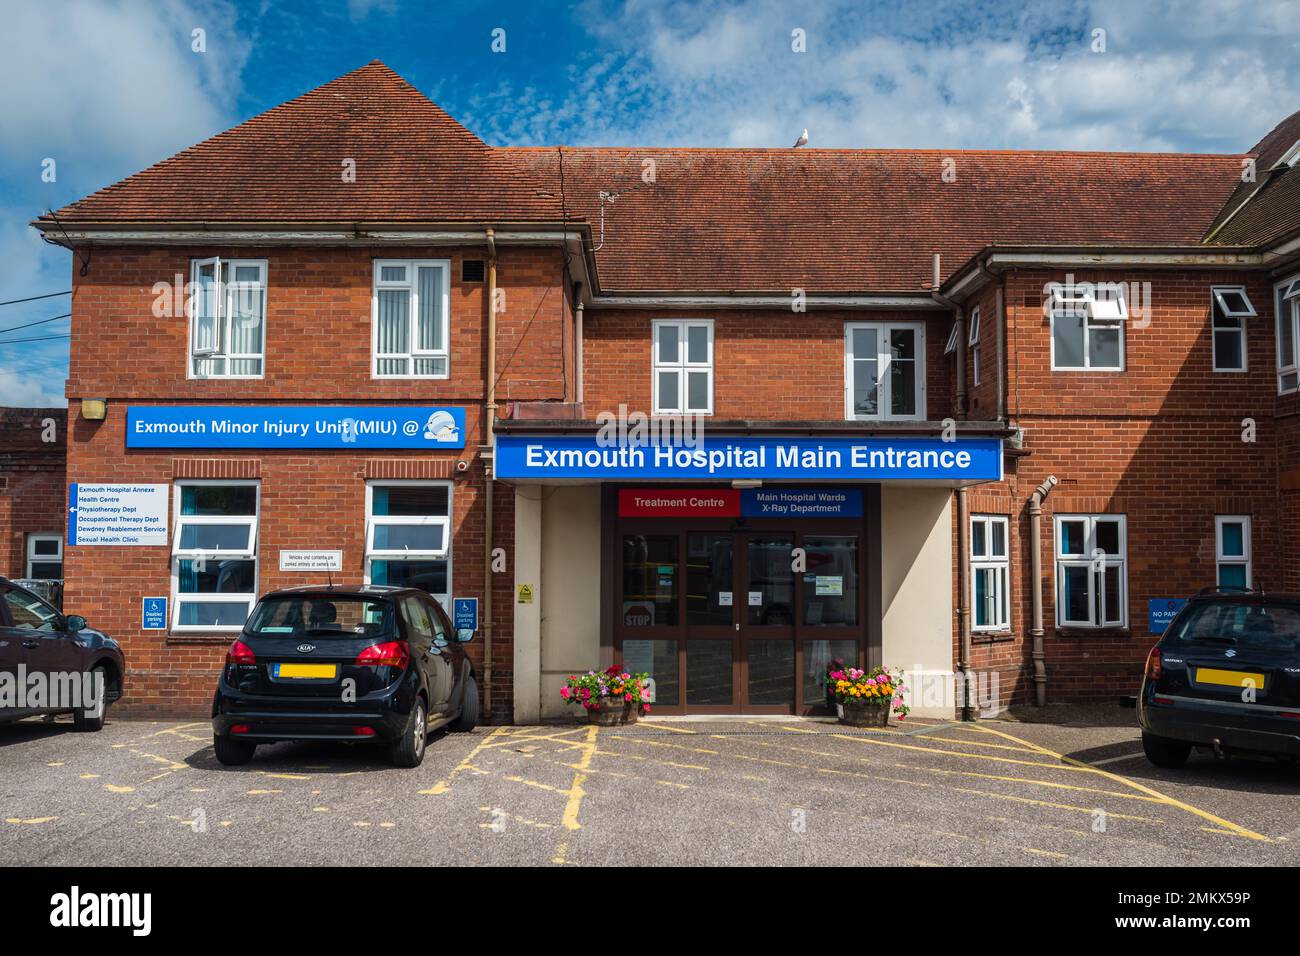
1195 585 1257 596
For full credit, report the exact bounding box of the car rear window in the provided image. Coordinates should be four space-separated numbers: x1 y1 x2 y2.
1169 601 1300 651
246 596 394 638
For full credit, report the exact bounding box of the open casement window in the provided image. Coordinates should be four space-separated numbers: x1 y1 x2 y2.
970 515 1009 631
25 534 62 580
844 321 925 421
1276 276 1300 393
1215 516 1251 590
372 259 451 378
188 258 266 378
944 322 959 356
171 481 259 631
1055 515 1127 629
364 482 453 611
1212 286 1254 372
652 319 713 414
1050 283 1126 371
967 307 981 386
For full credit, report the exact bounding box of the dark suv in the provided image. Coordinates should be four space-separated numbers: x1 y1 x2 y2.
1138 589 1300 767
0 577 124 731
211 585 478 768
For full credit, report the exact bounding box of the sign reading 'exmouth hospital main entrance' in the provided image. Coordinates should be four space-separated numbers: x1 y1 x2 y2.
126 406 467 450
495 435 1002 482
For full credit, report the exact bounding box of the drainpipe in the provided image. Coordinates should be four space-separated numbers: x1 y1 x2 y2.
956 486 975 720
482 227 498 719
574 283 585 405
1029 475 1058 707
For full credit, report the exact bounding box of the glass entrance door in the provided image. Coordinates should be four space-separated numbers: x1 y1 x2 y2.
617 524 864 714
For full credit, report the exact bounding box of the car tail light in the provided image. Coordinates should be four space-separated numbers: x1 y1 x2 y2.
356 641 408 669
230 724 251 735
1145 646 1162 680
226 640 256 666
352 726 376 736
1281 712 1300 721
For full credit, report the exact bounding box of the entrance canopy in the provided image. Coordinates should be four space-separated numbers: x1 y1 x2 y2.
494 431 1004 486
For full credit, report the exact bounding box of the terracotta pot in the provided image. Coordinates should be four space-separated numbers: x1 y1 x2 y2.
585 698 639 726
838 699 890 728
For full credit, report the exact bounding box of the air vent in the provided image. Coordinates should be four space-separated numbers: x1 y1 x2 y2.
462 259 485 283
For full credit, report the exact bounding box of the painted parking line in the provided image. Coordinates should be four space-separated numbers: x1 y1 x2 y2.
960 724 1271 842
418 726 510 795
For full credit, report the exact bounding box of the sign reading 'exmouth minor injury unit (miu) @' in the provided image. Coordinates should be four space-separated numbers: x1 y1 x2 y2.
126 406 467 450
68 484 169 546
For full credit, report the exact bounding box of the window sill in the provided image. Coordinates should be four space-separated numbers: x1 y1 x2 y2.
166 632 240 645
1055 627 1131 638
972 630 1015 643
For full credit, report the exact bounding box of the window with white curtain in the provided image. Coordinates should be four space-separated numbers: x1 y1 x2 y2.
1055 515 1127 628
652 319 713 414
189 258 266 378
171 481 259 631
844 321 925 421
1215 516 1251 590
372 259 451 378
970 515 1008 631
365 482 453 611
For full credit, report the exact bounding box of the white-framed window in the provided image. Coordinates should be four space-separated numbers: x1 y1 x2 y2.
652 319 713 414
188 258 267 378
1049 283 1125 371
968 306 982 386
970 515 1009 631
1054 514 1127 629
372 259 451 378
944 322 959 356
25 534 62 580
844 320 926 421
1211 286 1254 373
364 481 452 611
1275 274 1300 393
170 480 259 631
1215 516 1251 590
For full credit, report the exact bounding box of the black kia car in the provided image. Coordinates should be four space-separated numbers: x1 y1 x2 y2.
211 585 478 768
1138 588 1300 767
0 577 124 731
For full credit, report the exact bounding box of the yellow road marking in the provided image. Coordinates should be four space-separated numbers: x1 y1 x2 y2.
1023 847 1070 860
636 722 700 734
503 775 568 793
5 816 58 825
103 784 134 794
819 729 1089 773
560 725 598 831
962 724 1271 842
259 772 311 781
420 726 511 795
245 789 282 795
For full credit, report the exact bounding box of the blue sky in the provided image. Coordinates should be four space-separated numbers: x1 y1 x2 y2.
2 0 1299 406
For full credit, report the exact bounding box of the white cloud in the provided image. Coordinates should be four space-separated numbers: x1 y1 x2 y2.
0 369 67 408
466 0 1300 152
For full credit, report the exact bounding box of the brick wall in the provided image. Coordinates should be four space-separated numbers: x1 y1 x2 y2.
63 245 569 719
0 407 66 581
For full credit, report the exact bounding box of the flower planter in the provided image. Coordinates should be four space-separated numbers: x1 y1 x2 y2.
838 699 890 728
585 699 640 726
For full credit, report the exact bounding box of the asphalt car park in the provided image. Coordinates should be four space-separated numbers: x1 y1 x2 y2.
2 709 1298 866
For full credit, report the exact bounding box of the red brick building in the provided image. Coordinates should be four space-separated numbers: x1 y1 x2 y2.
0 407 66 603
29 61 1300 720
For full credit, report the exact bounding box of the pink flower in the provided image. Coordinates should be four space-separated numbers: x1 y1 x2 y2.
625 693 633 701
560 686 571 699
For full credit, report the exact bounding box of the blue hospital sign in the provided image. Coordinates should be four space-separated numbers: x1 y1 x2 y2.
142 597 168 630
126 406 467 450
495 435 1002 482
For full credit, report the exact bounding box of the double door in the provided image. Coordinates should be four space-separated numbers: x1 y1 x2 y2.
617 526 863 714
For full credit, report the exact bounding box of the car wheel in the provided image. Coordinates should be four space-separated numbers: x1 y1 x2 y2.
1142 731 1191 768
73 666 108 732
389 697 427 768
451 676 479 732
213 734 256 766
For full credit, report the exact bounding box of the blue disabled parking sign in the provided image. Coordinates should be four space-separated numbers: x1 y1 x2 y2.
453 597 478 633
142 597 168 630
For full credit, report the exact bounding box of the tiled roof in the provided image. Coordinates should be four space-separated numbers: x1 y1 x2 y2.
41 61 563 224
39 61 1268 293
1205 108 1300 248
515 147 1247 292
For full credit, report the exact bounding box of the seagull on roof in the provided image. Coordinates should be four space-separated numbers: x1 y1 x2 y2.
793 129 808 148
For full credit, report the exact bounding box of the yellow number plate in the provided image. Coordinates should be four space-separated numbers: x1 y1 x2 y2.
274 663 338 679
1195 668 1265 689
